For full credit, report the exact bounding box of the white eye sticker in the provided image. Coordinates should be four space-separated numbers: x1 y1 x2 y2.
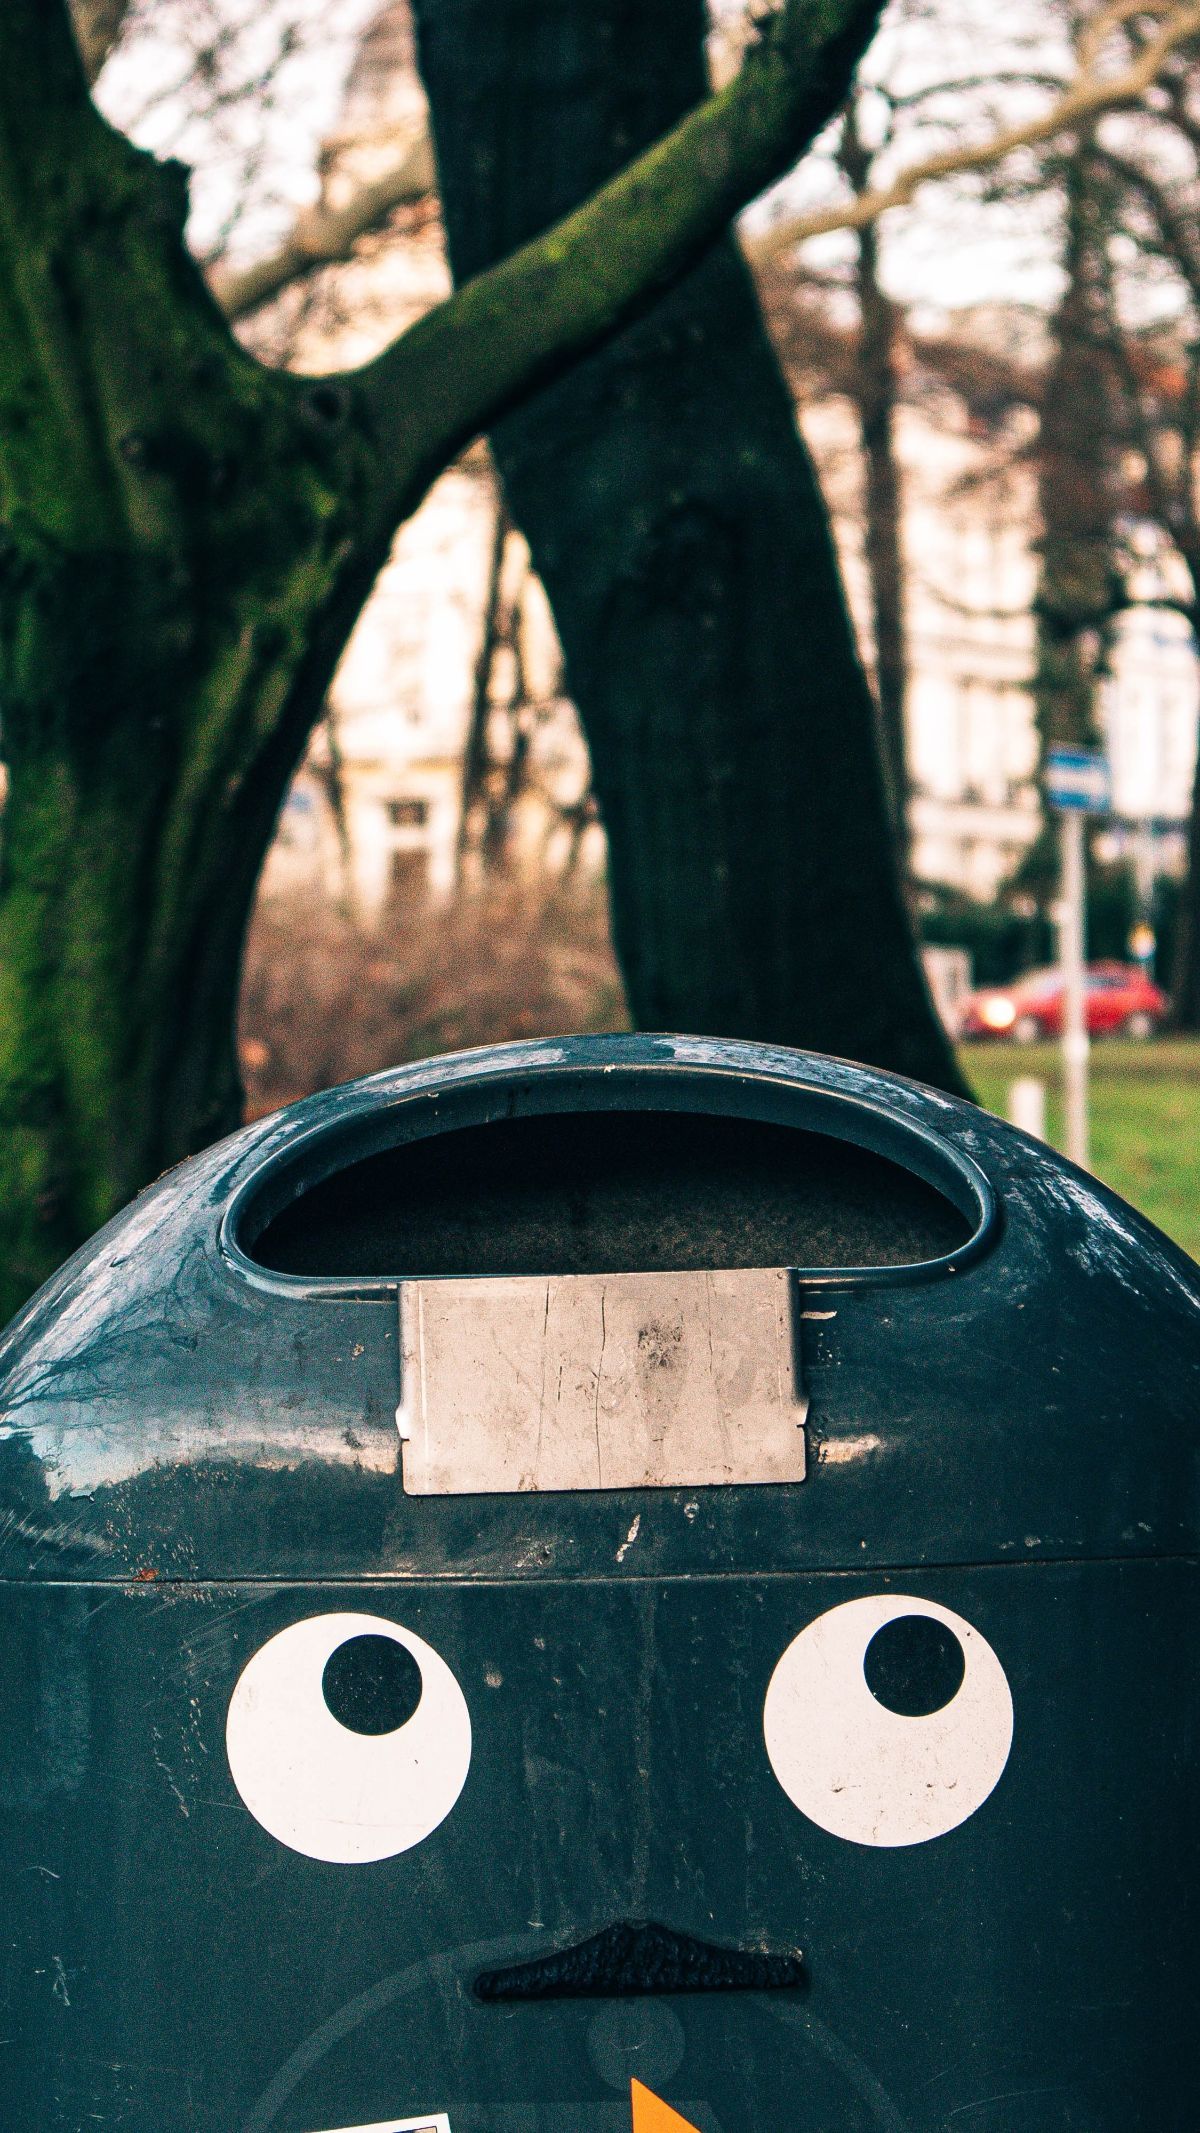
763 1594 1012 1848
226 1613 471 1864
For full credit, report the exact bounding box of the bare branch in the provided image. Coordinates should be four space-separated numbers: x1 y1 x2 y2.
69 0 131 85
1093 140 1200 303
1157 59 1200 151
210 127 435 321
1100 279 1184 538
889 70 1073 111
750 0 1200 264
917 575 1033 622
1127 592 1200 619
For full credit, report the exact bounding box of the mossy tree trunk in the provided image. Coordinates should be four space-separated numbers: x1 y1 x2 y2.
0 46 375 1295
413 0 960 1088
0 0 883 1315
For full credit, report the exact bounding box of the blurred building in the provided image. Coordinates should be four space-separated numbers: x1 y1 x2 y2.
810 352 1200 904
253 4 1199 922
1098 581 1199 890
264 461 602 916
254 5 602 918
808 379 1044 902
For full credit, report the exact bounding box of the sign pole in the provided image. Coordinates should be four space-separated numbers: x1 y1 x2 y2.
1058 806 1088 1170
1044 744 1109 1173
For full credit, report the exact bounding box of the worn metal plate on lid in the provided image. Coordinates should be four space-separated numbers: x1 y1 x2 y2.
397 1268 806 1495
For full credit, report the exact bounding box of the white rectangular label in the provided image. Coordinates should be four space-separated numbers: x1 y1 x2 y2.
398 1269 806 1495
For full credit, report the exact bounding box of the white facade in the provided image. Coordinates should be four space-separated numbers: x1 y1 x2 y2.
1103 605 1199 827
261 364 1200 920
870 402 1043 900
253 7 1199 919
261 457 600 919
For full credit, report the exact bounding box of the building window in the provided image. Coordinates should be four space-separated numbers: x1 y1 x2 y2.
385 796 430 829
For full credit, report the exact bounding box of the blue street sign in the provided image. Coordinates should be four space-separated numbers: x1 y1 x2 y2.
1045 745 1112 814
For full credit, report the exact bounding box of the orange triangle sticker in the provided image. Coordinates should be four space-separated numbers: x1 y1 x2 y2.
630 2080 701 2133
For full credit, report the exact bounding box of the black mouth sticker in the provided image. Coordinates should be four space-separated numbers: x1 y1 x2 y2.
473 1920 805 2002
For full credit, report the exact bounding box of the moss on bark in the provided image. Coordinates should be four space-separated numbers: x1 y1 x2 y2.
0 0 884 1316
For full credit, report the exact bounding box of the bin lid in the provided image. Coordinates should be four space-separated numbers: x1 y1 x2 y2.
1 1034 1197 1582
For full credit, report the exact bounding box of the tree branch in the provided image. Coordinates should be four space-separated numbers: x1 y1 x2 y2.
211 128 436 321
749 0 1200 265
1157 59 1200 153
68 0 132 86
351 0 885 530
889 70 1074 111
1093 222 1192 546
918 575 1033 623
1130 592 1200 620
1093 140 1200 305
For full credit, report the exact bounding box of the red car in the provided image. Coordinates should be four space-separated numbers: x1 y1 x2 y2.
960 960 1167 1042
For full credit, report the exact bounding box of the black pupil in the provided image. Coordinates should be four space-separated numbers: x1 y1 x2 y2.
863 1614 965 1717
322 1633 422 1735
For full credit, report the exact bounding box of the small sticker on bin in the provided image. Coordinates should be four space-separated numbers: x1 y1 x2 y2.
313 2116 450 2133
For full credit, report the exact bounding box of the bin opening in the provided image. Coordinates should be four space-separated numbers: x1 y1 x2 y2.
247 1108 971 1278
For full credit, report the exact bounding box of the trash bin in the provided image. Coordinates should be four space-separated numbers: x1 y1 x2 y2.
1 1033 1196 2133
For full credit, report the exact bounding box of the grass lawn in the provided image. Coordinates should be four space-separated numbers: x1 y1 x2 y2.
962 1038 1200 1264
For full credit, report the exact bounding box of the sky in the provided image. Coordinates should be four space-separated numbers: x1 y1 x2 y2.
98 0 381 265
94 0 1190 332
747 0 1075 316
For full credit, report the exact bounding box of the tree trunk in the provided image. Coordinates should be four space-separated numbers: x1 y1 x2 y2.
1171 730 1200 1028
1032 149 1123 760
839 100 909 867
459 495 510 860
0 0 883 1314
1010 147 1126 908
0 10 384 1310
0 504 370 1310
414 0 962 1091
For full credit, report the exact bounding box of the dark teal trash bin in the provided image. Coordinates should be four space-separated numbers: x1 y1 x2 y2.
1 1034 1196 2133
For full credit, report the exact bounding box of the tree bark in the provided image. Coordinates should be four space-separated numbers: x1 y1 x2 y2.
414 0 960 1089
0 95 376 1300
0 0 882 1316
